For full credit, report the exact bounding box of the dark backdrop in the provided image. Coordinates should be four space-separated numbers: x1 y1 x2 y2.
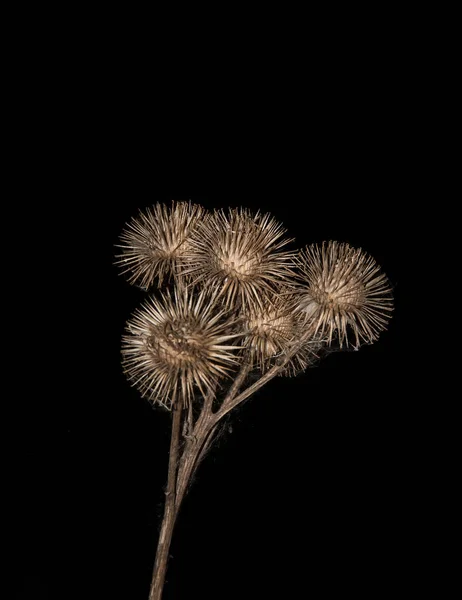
13 169 413 600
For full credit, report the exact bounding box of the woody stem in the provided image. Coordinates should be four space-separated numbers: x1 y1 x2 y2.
148 401 183 600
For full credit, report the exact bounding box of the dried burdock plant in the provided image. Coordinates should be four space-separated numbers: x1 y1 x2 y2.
116 202 394 600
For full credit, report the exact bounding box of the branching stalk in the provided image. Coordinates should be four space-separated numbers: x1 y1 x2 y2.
117 202 393 600
215 328 315 421
220 363 250 410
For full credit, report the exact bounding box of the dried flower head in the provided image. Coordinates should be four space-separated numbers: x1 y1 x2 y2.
116 201 207 289
242 291 321 375
182 208 295 311
295 241 393 348
121 287 242 409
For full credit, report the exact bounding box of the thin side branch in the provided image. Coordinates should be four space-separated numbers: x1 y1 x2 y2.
219 363 251 410
215 328 316 421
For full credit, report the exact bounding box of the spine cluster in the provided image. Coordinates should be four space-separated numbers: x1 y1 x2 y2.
117 201 393 409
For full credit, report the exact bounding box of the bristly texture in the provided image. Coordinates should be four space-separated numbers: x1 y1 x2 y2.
121 286 242 410
116 201 207 289
181 208 295 312
241 291 320 375
295 241 393 348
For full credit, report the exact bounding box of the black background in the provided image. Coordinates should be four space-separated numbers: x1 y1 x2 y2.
9 34 424 599
14 181 412 599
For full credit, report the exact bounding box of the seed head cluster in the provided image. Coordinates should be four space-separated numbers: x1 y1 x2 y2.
122 287 241 409
181 208 295 311
295 241 393 348
116 201 206 289
118 201 393 409
241 292 319 375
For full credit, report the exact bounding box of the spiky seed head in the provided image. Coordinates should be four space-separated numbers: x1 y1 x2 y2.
116 200 207 289
295 241 393 348
181 208 295 312
241 291 322 375
121 286 242 410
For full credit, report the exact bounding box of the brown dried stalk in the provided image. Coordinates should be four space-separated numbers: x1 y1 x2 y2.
116 201 393 599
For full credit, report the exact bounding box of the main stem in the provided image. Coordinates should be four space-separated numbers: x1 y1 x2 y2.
148 402 183 600
175 416 217 512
